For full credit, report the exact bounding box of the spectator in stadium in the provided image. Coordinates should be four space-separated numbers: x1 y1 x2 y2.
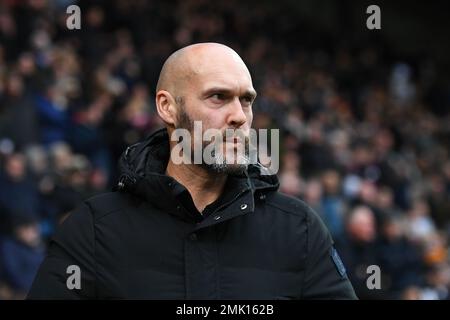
335 205 381 299
377 215 425 298
0 153 40 225
0 215 45 299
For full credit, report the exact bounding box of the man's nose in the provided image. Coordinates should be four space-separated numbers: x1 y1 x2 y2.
227 97 247 128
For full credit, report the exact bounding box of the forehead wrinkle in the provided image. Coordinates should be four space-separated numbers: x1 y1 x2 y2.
157 43 253 98
193 55 251 80
201 82 256 98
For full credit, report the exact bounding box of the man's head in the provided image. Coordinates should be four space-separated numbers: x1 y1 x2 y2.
347 205 376 243
12 215 41 248
155 43 257 174
5 153 26 181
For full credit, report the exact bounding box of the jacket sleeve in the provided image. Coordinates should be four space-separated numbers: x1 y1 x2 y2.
301 206 358 300
27 203 96 299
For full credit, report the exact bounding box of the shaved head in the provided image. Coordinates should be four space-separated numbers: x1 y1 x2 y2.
156 43 251 98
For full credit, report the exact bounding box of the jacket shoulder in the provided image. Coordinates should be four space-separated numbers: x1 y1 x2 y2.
265 191 315 219
83 191 137 220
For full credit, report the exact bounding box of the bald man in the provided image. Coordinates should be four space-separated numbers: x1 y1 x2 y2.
28 43 357 300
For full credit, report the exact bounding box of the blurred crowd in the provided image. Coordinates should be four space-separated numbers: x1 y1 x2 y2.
0 0 449 299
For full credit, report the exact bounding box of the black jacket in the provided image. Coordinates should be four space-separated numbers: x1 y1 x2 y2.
28 128 357 299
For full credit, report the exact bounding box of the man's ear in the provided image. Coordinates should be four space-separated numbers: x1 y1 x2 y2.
155 90 177 126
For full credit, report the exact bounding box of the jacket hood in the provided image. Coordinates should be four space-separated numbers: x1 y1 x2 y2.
116 128 279 214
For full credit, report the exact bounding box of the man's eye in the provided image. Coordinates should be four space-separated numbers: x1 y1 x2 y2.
209 93 227 103
211 93 225 101
241 96 253 105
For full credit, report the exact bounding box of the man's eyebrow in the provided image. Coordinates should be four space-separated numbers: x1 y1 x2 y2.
202 87 231 97
243 89 257 100
202 87 257 99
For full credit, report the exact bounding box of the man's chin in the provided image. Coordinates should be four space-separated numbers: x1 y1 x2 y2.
202 163 248 175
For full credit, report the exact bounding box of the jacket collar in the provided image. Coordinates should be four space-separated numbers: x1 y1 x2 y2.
116 127 279 225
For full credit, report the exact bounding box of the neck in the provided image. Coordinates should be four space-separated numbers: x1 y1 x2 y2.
166 160 228 213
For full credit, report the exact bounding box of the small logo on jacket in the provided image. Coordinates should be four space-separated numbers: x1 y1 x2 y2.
331 247 347 278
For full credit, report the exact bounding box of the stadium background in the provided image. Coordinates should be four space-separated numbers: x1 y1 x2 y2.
0 0 449 299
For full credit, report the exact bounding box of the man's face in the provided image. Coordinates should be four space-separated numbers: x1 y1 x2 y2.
175 54 256 174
